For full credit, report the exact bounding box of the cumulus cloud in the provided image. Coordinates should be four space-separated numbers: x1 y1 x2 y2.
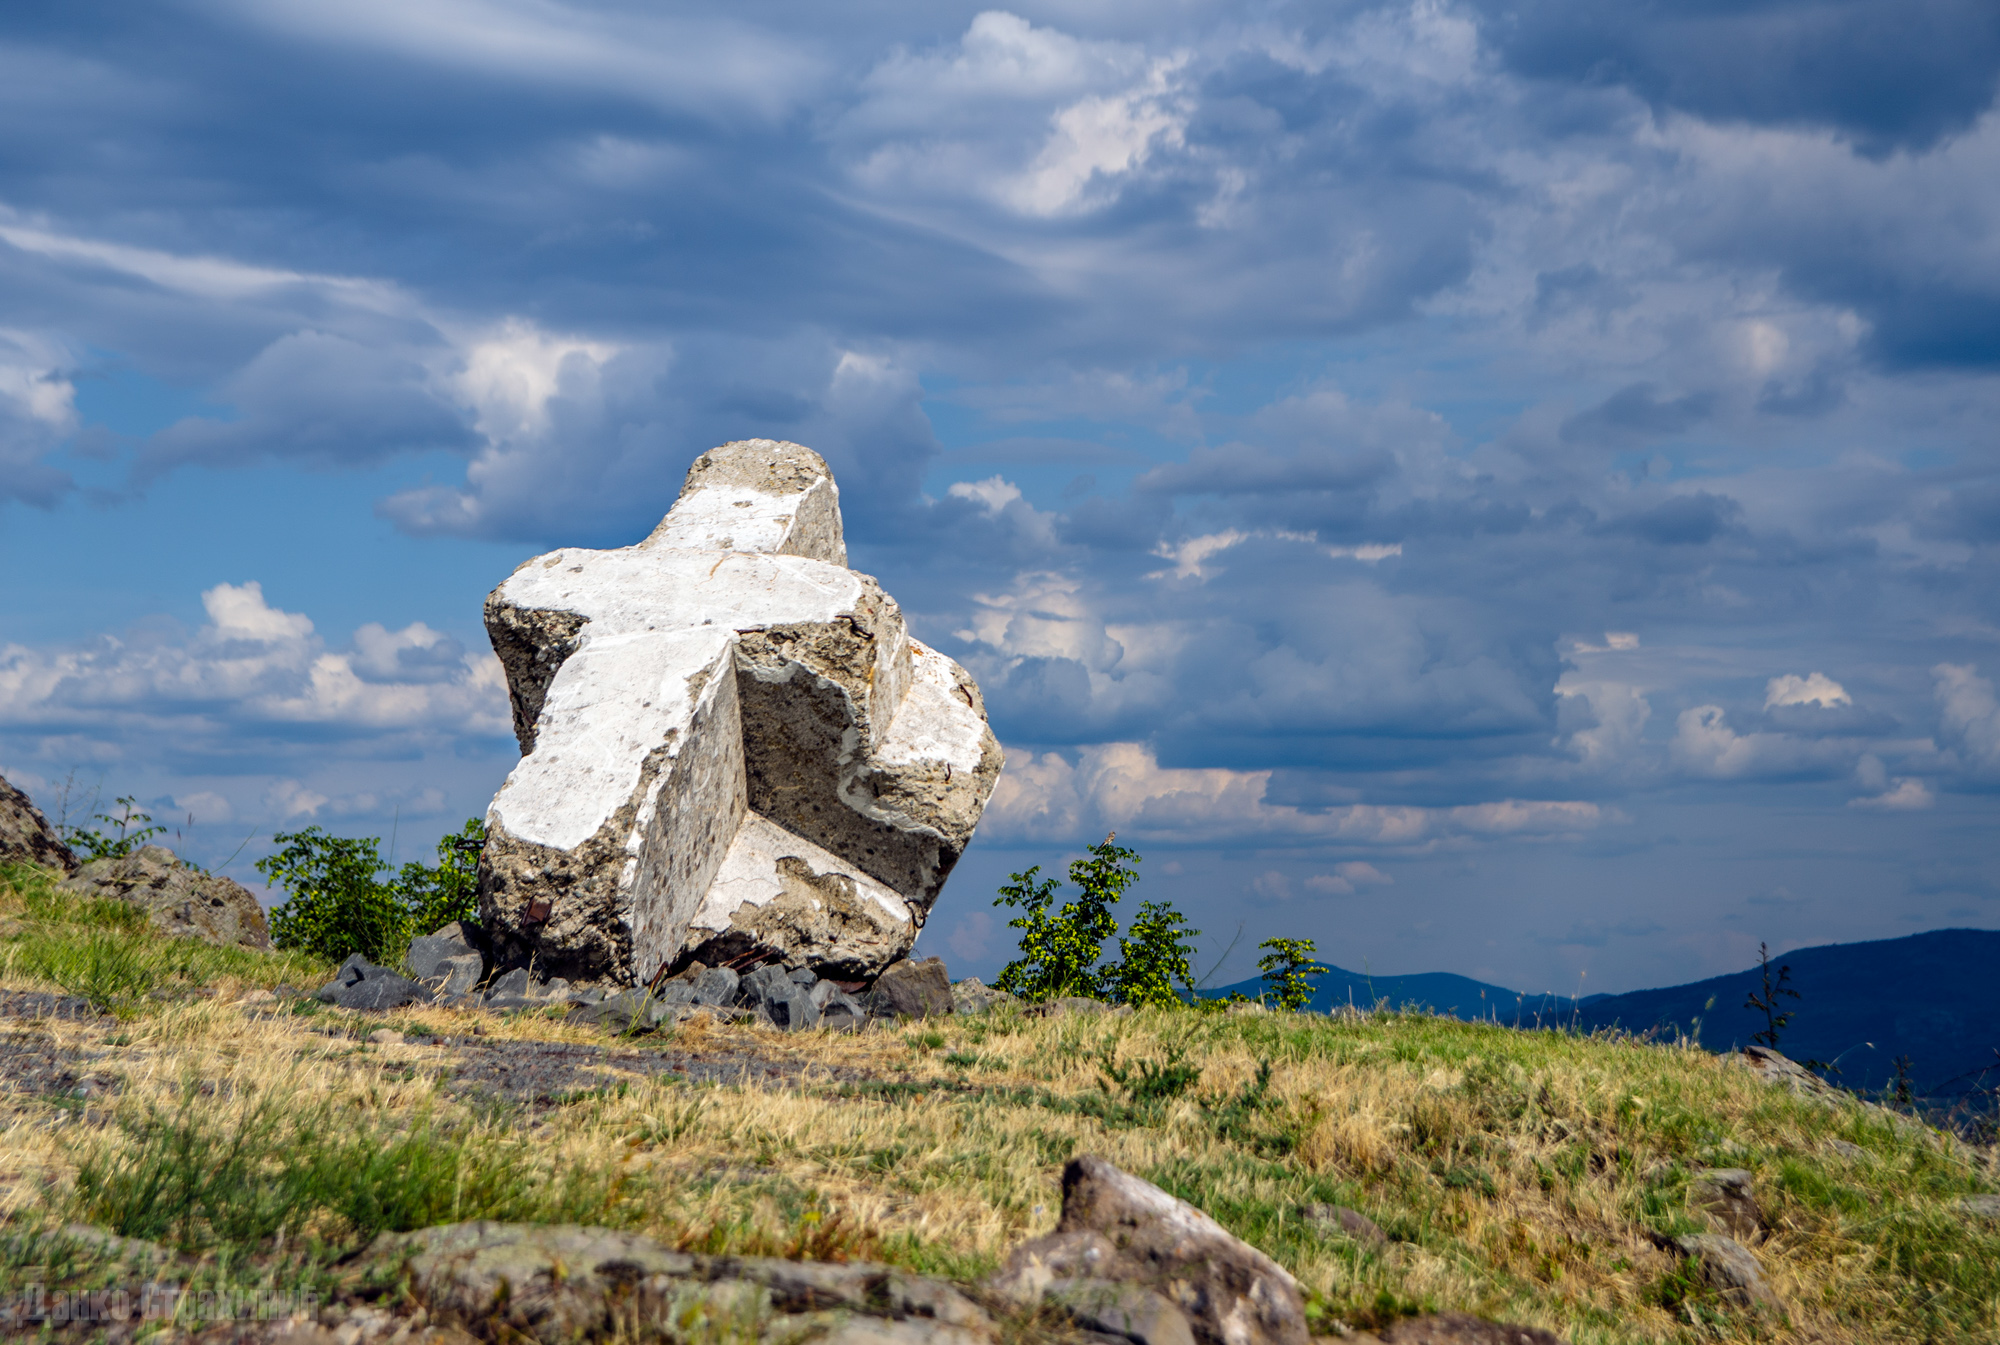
984 740 1609 848
0 581 508 741
1935 663 2000 774
1766 672 1851 709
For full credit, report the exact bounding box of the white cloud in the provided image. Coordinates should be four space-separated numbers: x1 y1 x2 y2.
0 582 508 738
1935 663 2000 773
1668 704 1853 779
1146 529 1395 581
450 318 618 447
1765 671 1850 709
204 0 818 122
983 740 1609 847
265 779 328 819
846 12 1189 217
1008 57 1189 215
1848 778 1933 811
1305 861 1393 895
947 476 1024 515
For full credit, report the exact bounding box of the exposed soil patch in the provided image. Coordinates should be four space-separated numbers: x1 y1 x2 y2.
428 1033 888 1107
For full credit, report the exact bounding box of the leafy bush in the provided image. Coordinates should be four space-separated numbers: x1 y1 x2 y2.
259 818 486 965
1105 898 1200 1008
992 834 1140 1000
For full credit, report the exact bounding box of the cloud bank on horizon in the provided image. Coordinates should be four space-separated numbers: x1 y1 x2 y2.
1 0 1996 993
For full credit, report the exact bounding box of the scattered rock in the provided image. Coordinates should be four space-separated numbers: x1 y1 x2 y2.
1957 1194 2000 1220
570 990 673 1034
868 957 955 1020
1689 1169 1765 1242
1824 1138 1869 1162
1301 1203 1388 1249
950 977 1018 1015
1376 1315 1568 1344
235 989 276 1006
1737 1046 1841 1102
992 1154 1308 1345
1669 1234 1781 1313
60 845 271 948
0 774 75 873
741 962 822 1030
371 1221 993 1343
316 955 428 1011
407 922 483 979
477 439 1003 988
691 965 741 1007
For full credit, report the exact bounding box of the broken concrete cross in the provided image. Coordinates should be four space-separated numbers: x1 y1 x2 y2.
478 439 1003 987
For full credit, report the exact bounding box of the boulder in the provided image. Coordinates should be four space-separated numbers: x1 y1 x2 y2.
1301 1204 1388 1249
950 977 1018 1014
316 955 427 1010
406 922 482 981
1028 996 1118 1018
371 1221 993 1343
690 965 741 1007
1669 1234 1781 1314
868 957 954 1020
477 440 1003 988
61 846 270 949
0 774 75 873
572 989 675 1034
1689 1169 1764 1242
992 1155 1308 1345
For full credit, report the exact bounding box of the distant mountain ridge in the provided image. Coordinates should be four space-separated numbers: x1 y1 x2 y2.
1209 928 2000 1099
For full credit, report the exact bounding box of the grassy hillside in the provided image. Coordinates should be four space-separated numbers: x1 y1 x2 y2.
0 861 1996 1343
1569 930 2000 1099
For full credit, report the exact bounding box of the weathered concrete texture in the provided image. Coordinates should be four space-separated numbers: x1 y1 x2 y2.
62 846 270 948
479 439 1001 987
0 774 75 873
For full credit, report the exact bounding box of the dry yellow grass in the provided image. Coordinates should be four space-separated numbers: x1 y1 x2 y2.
0 862 1995 1343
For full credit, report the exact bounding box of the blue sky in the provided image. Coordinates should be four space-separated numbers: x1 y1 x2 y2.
2 0 1997 994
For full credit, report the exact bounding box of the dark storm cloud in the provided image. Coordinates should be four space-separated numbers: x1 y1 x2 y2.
1470 0 2000 153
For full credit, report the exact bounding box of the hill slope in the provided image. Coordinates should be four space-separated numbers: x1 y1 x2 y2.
1214 930 2000 1099
1569 928 2000 1097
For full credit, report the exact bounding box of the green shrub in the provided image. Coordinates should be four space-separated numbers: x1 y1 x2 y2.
258 819 486 965
992 834 1139 1000
1257 936 1324 1011
1105 898 1200 1008
60 796 166 863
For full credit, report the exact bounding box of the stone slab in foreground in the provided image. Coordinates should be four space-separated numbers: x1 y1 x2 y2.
477 439 1001 987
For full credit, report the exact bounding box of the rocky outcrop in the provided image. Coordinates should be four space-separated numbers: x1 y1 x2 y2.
61 846 270 948
477 439 1002 988
371 1221 995 1344
1689 1168 1765 1242
0 774 76 873
1662 1233 1781 1314
992 1154 1309 1345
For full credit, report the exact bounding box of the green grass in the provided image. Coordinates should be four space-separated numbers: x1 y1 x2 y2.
0 861 331 1012
0 858 1996 1343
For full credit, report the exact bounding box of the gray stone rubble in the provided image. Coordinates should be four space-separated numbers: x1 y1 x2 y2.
313 920 986 1034
475 438 1002 990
